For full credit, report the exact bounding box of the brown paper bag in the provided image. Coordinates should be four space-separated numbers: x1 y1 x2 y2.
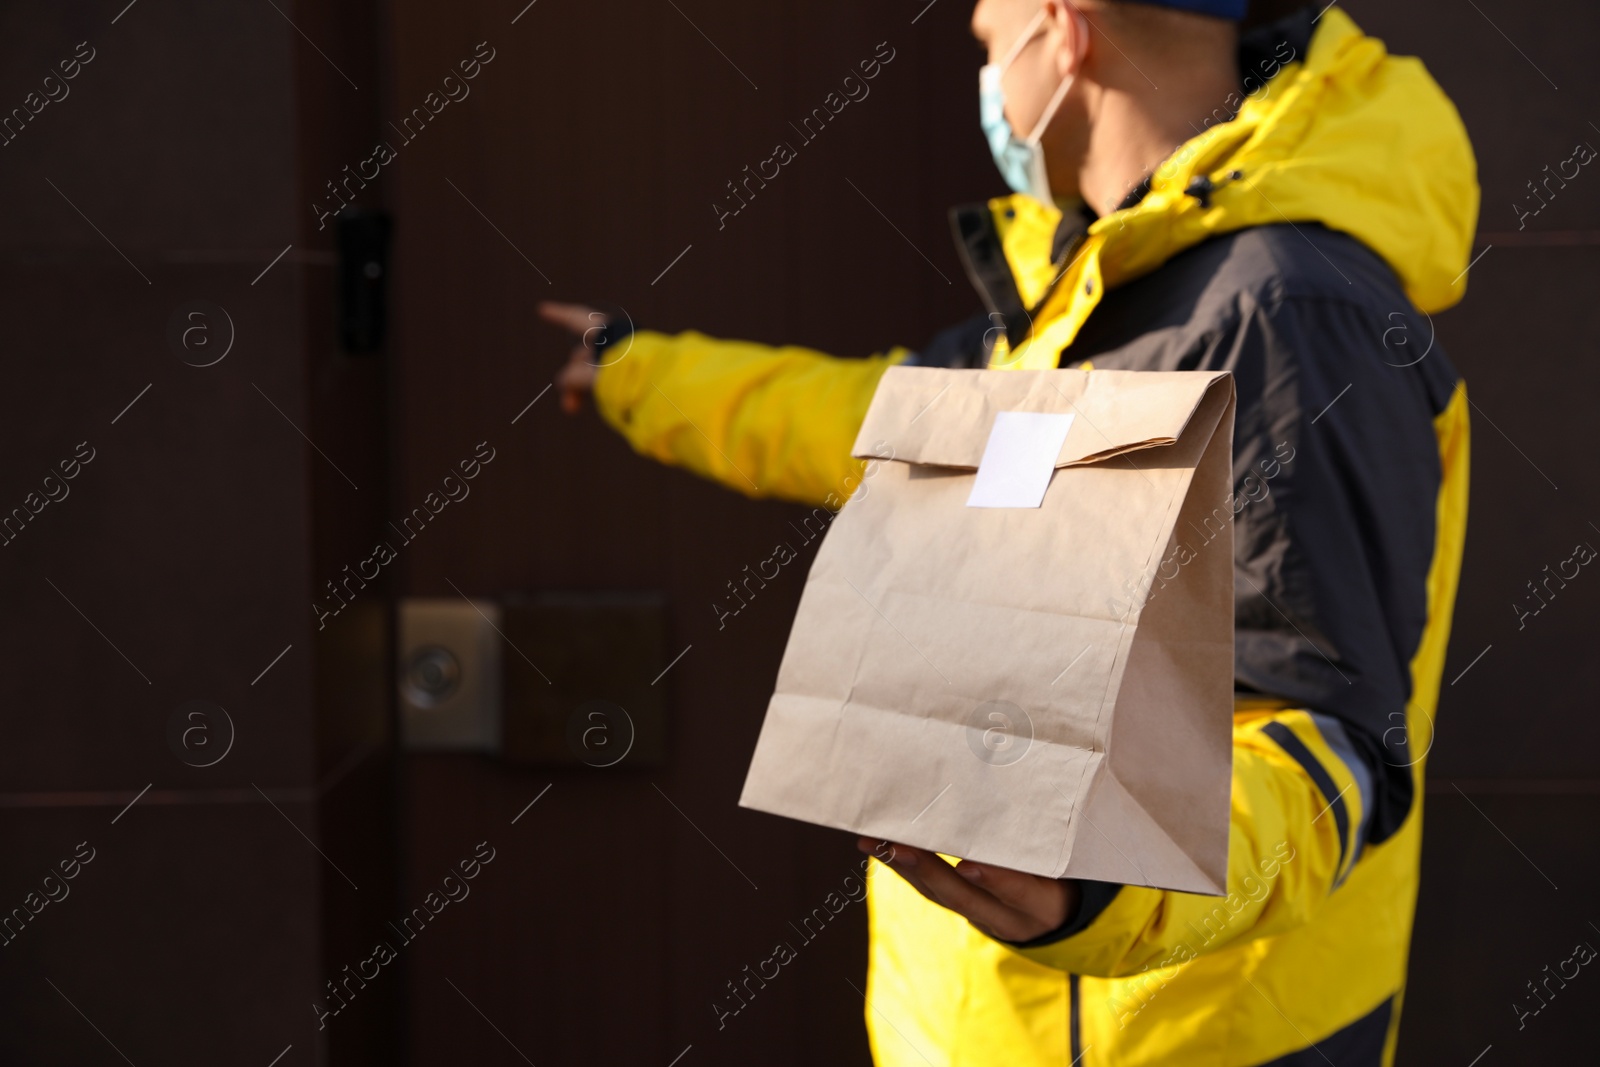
739 367 1236 894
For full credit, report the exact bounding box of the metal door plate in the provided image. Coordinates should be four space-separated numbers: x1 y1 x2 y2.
501 592 668 768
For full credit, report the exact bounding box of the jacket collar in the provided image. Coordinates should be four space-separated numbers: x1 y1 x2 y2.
950 5 1478 370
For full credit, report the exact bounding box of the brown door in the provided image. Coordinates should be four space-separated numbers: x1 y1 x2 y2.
380 1 990 1064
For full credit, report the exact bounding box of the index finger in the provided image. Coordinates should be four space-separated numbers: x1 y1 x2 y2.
537 300 603 336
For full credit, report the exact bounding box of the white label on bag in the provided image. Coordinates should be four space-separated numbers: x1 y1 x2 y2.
966 411 1075 509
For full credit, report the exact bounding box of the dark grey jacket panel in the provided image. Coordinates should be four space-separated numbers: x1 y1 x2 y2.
1069 224 1458 842
918 220 1459 844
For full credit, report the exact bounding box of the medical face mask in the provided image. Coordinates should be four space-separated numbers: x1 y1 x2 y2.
979 9 1077 204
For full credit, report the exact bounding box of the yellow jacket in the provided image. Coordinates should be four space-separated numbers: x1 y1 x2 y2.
594 9 1475 1064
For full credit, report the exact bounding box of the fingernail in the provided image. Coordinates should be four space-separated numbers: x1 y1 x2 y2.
957 865 982 883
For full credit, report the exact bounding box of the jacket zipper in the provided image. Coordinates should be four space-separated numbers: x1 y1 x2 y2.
1069 973 1083 1063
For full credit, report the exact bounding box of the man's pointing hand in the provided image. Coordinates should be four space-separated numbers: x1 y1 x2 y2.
538 300 606 415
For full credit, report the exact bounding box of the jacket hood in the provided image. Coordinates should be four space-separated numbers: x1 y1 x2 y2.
991 6 1480 370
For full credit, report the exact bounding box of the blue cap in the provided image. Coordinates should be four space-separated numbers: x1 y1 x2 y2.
1129 0 1249 18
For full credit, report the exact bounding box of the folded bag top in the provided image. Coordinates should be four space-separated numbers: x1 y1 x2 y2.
850 366 1225 468
742 366 1237 893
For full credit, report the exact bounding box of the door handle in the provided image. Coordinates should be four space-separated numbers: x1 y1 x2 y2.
337 209 392 353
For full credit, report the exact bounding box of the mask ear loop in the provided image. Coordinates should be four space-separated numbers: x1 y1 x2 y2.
1024 8 1087 145
997 8 1049 73
1024 66 1076 146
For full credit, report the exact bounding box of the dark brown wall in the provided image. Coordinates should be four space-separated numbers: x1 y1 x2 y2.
0 0 394 1064
1 0 1596 1064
